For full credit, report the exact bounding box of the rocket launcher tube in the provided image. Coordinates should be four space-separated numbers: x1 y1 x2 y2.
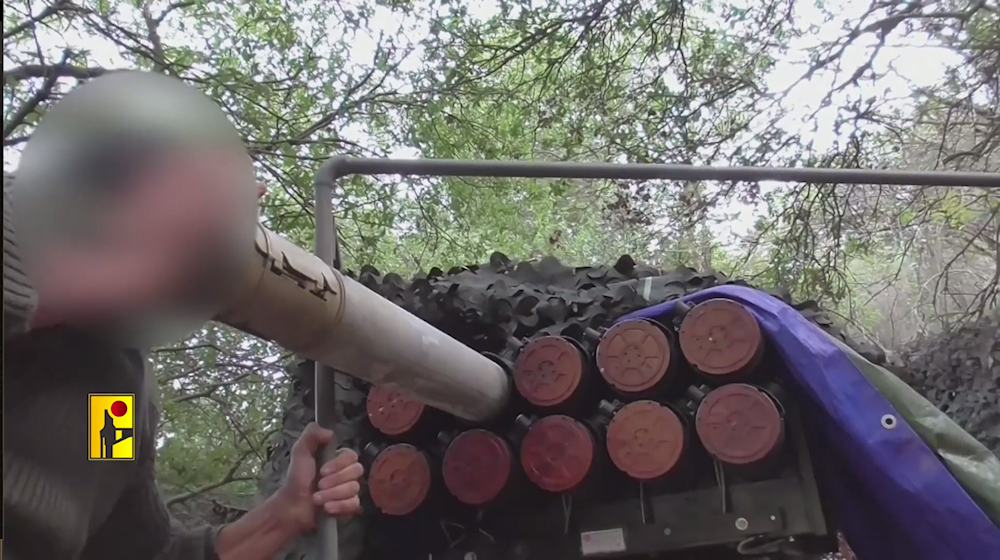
214 224 511 422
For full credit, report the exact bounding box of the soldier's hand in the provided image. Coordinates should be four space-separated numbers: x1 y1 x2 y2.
277 422 364 533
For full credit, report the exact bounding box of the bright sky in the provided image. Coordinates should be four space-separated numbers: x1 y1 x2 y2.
5 0 962 243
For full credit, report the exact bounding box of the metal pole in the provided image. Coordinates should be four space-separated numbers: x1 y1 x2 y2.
314 156 1000 187
313 167 340 560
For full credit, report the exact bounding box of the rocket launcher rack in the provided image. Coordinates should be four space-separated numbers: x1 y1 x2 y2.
304 156 998 559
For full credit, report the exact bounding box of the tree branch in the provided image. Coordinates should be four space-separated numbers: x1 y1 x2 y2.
165 448 257 507
2 62 109 82
3 0 74 41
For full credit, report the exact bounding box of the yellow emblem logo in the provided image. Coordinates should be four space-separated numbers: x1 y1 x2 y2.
88 394 136 461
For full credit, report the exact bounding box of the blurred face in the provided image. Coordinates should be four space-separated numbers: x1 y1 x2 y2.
58 147 262 345
110 147 259 308
9 70 261 344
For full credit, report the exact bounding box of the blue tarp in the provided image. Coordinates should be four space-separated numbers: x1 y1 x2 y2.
618 285 1000 560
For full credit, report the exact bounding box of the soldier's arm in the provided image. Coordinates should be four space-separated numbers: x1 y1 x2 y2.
85 361 302 560
96 470 304 560
3 177 37 338
88 448 302 560
78 457 224 559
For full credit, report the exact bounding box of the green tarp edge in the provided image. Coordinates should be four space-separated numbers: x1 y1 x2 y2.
824 332 1000 527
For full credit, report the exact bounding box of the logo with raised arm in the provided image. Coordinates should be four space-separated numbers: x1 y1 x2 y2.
88 394 136 461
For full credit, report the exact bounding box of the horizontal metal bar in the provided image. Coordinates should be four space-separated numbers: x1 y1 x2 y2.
317 156 999 187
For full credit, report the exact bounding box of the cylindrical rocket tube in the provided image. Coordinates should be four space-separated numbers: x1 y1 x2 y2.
366 383 445 441
214 224 511 421
694 383 786 476
604 400 694 486
513 336 592 413
365 443 438 517
518 415 601 495
678 299 766 384
596 318 680 399
441 429 520 508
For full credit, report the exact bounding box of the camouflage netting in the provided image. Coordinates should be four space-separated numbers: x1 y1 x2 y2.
898 315 1000 457
256 254 895 560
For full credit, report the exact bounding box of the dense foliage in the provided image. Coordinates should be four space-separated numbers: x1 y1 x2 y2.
3 0 996 533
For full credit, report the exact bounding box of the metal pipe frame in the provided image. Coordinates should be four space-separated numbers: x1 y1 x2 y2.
310 156 999 557
315 156 1000 187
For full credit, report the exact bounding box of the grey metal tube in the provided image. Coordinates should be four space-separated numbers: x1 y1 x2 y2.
214 222 511 418
317 156 1000 187
314 171 340 560
324 274 512 417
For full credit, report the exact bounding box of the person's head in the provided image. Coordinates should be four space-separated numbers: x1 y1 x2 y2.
10 70 260 343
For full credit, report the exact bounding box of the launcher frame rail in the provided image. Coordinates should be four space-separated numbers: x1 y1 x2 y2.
309 156 999 559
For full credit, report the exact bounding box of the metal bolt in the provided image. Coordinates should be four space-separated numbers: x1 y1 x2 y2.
464 553 477 560
735 518 749 531
770 515 777 521
662 527 672 536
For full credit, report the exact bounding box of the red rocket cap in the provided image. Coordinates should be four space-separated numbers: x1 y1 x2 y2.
606 400 686 480
514 337 585 408
368 444 432 516
442 429 513 506
367 383 425 436
596 319 674 394
679 299 764 378
520 415 594 493
695 384 784 466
